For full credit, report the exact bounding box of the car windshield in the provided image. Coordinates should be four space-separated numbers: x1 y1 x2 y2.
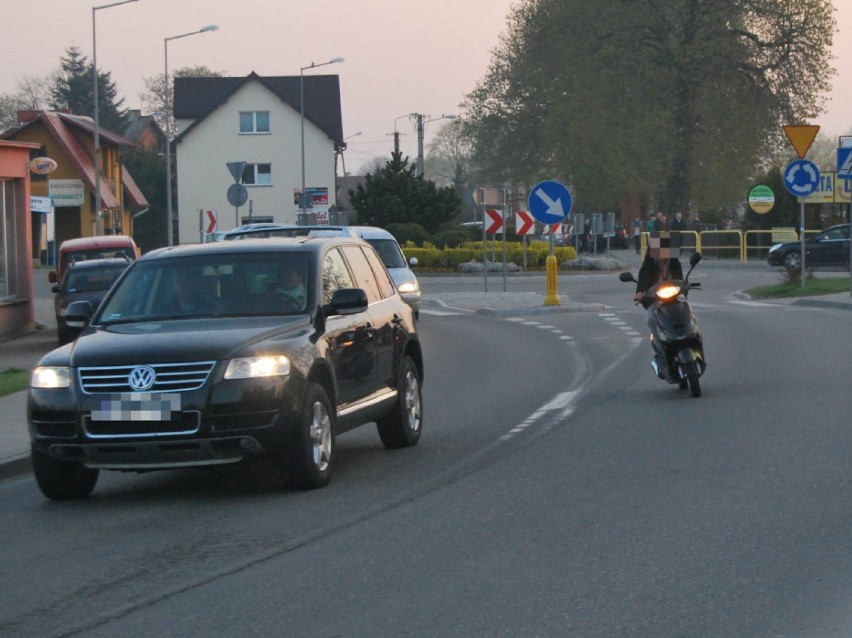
64 265 127 293
97 252 312 323
365 239 406 268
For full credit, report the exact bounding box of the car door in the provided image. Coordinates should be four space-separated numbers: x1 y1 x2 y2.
809 226 849 266
321 247 378 408
338 244 393 394
342 244 401 391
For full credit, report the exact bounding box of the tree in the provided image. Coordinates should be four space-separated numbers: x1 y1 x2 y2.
426 119 477 222
49 46 128 132
139 65 225 133
122 147 166 252
462 0 835 218
0 74 52 132
349 151 461 232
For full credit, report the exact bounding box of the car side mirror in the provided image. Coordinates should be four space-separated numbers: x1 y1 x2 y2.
324 288 369 317
51 285 61 294
64 300 94 329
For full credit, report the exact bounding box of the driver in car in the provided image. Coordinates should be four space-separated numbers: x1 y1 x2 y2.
276 264 306 308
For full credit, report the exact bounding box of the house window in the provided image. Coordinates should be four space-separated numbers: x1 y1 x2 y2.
239 111 270 134
242 163 272 186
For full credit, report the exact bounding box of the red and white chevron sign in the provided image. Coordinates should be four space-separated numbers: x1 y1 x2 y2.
542 222 562 236
515 210 534 235
485 209 503 234
206 209 218 234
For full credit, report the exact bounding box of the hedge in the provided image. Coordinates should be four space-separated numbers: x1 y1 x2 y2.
402 241 577 270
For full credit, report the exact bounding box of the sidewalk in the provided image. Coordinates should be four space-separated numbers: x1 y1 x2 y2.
3 252 852 481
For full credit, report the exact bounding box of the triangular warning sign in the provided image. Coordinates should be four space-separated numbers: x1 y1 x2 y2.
783 125 820 159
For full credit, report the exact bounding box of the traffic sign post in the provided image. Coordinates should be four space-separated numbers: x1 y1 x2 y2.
528 180 573 306
748 184 775 214
838 147 852 179
226 162 247 227
841 137 852 296
783 159 821 287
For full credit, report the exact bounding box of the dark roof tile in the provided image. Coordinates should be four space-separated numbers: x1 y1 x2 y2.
173 73 343 145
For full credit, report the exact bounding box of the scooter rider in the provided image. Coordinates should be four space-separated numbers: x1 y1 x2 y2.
633 232 684 373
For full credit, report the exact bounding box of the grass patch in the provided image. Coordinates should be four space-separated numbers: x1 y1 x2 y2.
745 276 851 299
0 369 29 398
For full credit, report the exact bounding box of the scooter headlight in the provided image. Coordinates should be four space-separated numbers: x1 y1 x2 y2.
656 285 680 300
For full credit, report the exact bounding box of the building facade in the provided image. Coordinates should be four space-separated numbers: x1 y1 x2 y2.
173 72 344 243
1 111 148 260
0 140 40 340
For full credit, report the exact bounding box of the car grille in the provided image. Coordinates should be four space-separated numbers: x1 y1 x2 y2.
78 362 216 394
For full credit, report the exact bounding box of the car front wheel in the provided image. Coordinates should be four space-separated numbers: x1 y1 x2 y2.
783 250 802 269
283 383 334 489
32 447 99 500
376 356 423 449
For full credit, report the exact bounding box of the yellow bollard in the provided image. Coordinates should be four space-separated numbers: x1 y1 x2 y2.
543 253 561 305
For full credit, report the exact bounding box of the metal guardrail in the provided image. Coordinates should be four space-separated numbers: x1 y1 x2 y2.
639 229 823 263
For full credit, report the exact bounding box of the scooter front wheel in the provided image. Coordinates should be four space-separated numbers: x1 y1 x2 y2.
685 361 701 397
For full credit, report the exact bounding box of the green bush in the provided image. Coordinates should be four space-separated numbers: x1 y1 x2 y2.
402 243 576 270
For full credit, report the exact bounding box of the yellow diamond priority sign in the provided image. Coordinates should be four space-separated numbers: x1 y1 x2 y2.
783 125 820 159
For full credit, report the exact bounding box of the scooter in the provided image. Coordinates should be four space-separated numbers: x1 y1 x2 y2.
619 251 706 397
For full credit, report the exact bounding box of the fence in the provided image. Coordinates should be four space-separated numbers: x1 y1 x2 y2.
641 229 822 263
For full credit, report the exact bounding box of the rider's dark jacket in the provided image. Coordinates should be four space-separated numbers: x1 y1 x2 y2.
635 254 683 297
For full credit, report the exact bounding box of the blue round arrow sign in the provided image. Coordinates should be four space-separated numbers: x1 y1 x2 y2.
528 180 572 224
783 159 821 197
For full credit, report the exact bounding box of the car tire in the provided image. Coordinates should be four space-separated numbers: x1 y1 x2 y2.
283 383 334 489
783 250 801 270
32 447 99 500
376 356 423 449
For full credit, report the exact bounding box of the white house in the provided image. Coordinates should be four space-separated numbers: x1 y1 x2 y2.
173 72 344 244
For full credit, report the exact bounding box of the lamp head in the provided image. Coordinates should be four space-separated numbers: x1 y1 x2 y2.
200 24 218 33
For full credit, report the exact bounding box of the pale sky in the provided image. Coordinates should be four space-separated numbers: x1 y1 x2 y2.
1 0 850 174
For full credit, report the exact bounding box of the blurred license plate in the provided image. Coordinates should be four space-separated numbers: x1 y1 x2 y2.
91 393 181 422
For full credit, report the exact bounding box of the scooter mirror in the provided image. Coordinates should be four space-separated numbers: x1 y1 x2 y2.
690 252 702 267
619 272 636 283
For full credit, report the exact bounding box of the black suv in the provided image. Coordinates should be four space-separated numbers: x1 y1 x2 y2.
28 237 424 499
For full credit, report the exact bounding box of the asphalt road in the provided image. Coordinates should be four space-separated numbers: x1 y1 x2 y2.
3 264 852 637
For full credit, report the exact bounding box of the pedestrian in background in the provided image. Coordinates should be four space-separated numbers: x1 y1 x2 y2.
632 216 642 254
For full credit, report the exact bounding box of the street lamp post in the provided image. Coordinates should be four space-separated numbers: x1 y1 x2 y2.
164 24 218 247
338 131 361 179
92 0 138 236
413 113 456 178
391 113 416 154
300 57 344 216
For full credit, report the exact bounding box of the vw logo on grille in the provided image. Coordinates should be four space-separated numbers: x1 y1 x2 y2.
128 366 156 391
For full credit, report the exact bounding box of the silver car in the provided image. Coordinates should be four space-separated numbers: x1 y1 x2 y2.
351 226 421 318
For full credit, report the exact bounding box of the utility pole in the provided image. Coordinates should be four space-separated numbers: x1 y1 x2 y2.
414 113 425 178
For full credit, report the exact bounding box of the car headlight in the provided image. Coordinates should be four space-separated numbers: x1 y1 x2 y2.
397 281 419 294
768 244 782 253
224 355 291 379
31 366 72 389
